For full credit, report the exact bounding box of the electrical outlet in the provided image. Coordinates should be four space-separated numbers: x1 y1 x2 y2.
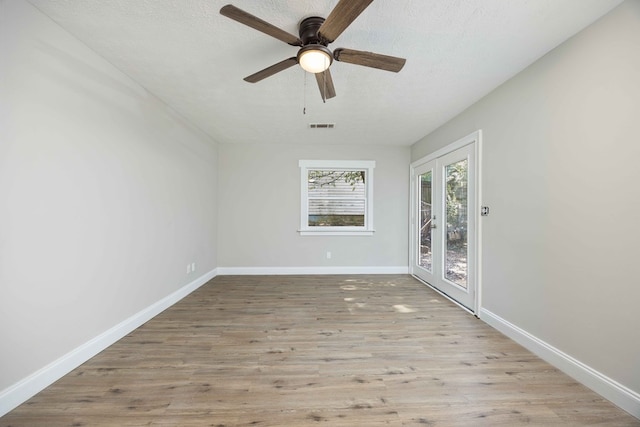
191 262 196 272
326 251 332 259
186 264 191 274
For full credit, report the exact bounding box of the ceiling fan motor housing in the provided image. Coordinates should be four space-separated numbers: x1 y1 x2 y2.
299 16 326 45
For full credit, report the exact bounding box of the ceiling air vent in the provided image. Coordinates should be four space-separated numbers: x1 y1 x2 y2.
309 123 335 129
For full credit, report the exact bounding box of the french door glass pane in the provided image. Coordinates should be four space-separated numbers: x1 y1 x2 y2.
419 171 432 272
445 159 468 287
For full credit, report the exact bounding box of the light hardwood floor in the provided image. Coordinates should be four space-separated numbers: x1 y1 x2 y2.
2 275 637 426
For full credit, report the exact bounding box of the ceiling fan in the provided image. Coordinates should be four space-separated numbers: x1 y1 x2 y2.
220 0 406 102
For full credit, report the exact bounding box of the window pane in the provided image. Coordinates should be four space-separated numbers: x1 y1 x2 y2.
309 199 365 226
307 170 366 227
308 170 365 198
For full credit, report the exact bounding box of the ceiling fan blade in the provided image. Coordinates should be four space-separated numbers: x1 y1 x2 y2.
318 0 374 43
220 5 302 46
334 48 406 72
315 69 336 102
244 57 298 83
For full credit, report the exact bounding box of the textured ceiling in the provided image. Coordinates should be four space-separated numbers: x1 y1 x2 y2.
27 0 623 146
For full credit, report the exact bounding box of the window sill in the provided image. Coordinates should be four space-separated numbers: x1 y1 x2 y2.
298 230 375 236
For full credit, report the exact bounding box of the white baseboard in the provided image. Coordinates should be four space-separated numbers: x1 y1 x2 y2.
480 308 640 419
217 266 410 275
0 268 218 417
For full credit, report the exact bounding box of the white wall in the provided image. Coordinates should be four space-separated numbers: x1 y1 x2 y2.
218 143 409 272
0 0 218 409
411 0 640 413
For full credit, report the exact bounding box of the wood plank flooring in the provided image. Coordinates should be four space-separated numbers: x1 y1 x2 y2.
2 275 637 426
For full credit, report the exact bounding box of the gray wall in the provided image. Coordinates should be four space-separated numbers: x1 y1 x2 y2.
0 0 219 393
218 143 410 270
411 0 640 396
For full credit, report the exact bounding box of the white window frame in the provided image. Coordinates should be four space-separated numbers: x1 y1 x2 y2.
298 160 375 236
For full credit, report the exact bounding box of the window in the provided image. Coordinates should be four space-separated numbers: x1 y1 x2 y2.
298 160 375 235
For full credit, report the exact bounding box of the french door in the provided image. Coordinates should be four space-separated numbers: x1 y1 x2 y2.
411 138 478 312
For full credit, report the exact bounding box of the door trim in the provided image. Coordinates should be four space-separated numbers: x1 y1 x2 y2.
410 130 483 315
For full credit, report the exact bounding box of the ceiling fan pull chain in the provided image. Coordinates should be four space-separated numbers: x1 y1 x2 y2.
303 70 307 115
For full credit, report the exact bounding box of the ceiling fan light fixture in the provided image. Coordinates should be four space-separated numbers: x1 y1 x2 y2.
298 45 332 73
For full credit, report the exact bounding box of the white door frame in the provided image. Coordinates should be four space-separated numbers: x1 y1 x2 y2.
410 130 483 315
